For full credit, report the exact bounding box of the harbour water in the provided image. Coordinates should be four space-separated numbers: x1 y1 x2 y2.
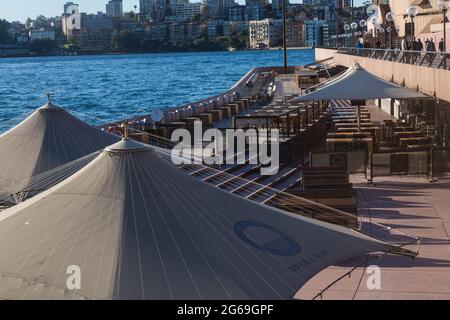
0 49 314 128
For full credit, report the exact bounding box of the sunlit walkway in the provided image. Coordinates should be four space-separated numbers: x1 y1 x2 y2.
296 173 450 300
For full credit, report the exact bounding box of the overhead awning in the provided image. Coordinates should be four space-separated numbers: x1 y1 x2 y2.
411 0 431 9
422 15 445 33
0 98 119 195
295 63 428 101
0 138 408 300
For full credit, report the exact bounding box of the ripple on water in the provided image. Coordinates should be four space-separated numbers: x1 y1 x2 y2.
0 50 313 129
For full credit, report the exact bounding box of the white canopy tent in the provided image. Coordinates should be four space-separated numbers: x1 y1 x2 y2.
296 63 428 101
0 98 119 196
0 138 412 300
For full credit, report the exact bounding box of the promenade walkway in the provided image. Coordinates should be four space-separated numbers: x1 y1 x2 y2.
296 173 450 300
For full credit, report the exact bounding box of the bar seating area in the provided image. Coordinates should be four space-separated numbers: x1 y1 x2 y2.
326 103 379 153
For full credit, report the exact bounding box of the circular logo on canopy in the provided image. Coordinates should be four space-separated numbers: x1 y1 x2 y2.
234 221 301 256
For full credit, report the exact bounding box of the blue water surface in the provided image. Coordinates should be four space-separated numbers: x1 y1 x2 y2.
0 49 313 127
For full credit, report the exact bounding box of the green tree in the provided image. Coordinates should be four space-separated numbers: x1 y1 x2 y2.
29 39 57 54
111 31 142 51
0 19 11 44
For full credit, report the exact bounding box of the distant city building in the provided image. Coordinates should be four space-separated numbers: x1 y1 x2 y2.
207 19 224 37
168 21 200 42
271 0 289 16
223 20 248 37
106 0 123 18
227 4 246 21
29 29 56 42
120 19 142 33
305 19 325 47
64 2 79 15
80 12 114 30
335 0 351 9
140 0 167 21
285 20 304 48
75 28 113 51
320 22 336 47
248 19 282 49
62 2 81 37
245 0 267 21
148 22 167 41
206 0 236 18
165 2 206 22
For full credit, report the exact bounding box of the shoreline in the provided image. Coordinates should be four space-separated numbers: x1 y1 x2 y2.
0 47 314 60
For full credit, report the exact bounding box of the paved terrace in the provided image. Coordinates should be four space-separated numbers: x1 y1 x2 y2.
296 173 450 300
295 97 450 300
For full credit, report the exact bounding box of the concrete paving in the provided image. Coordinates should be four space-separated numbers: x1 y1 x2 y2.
296 173 450 300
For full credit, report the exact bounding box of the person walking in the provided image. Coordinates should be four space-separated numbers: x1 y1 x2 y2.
430 38 436 52
418 38 424 51
439 38 445 53
401 37 408 51
375 39 381 48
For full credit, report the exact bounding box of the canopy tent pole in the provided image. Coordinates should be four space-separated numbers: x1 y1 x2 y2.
357 104 362 132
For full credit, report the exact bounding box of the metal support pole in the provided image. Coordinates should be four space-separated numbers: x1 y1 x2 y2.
429 145 435 182
282 0 288 74
336 10 340 48
357 105 362 132
444 9 447 69
444 9 447 53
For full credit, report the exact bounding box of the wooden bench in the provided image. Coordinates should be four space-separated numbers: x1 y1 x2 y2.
220 106 231 118
199 113 213 126
211 109 223 122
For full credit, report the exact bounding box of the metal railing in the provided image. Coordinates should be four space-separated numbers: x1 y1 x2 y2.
336 47 450 70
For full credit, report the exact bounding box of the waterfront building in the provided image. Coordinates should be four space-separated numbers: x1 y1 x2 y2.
227 4 246 21
285 19 305 48
245 0 267 20
106 0 124 18
165 2 206 22
205 0 236 18
120 19 143 33
169 20 200 42
335 0 351 9
148 22 168 40
80 12 114 30
29 29 56 42
72 12 114 50
61 2 81 37
248 18 282 49
207 19 224 37
305 19 325 47
63 1 79 14
323 22 337 47
223 20 248 37
139 0 168 22
271 0 289 16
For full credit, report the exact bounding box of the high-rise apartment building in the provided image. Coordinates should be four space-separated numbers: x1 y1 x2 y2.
205 0 236 18
140 0 169 21
249 19 282 49
106 0 123 18
245 0 267 20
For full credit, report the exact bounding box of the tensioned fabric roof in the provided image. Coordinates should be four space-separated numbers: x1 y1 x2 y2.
296 63 427 101
0 99 119 194
0 139 407 300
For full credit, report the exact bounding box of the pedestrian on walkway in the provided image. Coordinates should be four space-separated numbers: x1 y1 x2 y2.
439 38 445 53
